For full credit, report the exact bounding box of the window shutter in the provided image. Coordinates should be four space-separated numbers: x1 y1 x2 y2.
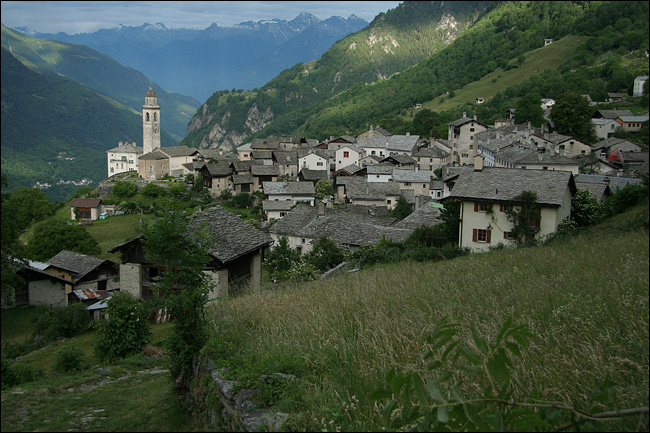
536 207 542 228
486 230 492 244
499 204 503 212
474 202 479 212
472 229 477 242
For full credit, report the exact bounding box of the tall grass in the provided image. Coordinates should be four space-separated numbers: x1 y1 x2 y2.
204 210 649 431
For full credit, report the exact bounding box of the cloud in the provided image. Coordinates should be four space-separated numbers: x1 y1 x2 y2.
1 1 402 34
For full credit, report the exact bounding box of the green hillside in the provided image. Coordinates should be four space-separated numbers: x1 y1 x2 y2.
0 48 174 202
428 34 585 112
0 23 199 141
182 1 649 148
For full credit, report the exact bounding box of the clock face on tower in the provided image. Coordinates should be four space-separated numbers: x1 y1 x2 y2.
153 125 160 133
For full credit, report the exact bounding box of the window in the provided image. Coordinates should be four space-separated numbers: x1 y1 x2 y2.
500 204 513 213
504 231 515 240
473 228 491 243
343 151 350 158
470 128 475 132
475 202 490 212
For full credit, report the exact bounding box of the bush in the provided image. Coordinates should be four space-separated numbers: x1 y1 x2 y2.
112 181 138 199
1 358 43 389
54 345 85 373
33 303 92 342
94 292 151 362
140 182 167 198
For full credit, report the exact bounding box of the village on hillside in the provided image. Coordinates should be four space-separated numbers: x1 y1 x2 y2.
10 84 648 311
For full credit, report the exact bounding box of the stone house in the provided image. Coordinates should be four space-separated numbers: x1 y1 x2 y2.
12 261 70 308
529 133 591 158
69 198 103 221
268 203 413 255
162 146 201 176
447 113 489 166
298 149 330 175
335 176 402 209
272 151 300 178
335 145 363 171
263 181 316 206
413 146 450 173
139 149 170 179
109 206 273 301
106 141 142 177
591 118 620 139
392 168 432 196
615 115 649 133
251 165 280 191
514 151 581 175
448 167 576 252
44 250 119 304
200 162 233 198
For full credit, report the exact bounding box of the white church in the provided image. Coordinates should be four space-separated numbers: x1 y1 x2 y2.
105 86 161 178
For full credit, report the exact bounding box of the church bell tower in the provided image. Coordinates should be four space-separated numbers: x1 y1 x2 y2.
142 87 161 154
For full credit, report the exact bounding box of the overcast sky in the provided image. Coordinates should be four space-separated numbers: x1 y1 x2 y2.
1 1 403 34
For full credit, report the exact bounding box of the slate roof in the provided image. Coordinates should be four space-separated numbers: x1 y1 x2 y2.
367 164 394 175
413 147 450 158
47 250 116 283
594 109 634 119
251 165 280 176
334 164 364 175
338 177 402 200
592 137 642 152
262 200 297 212
232 174 254 185
107 142 142 154
448 116 488 128
449 167 576 207
575 182 610 202
382 154 417 165
573 174 642 192
392 169 431 183
161 146 199 157
394 204 442 229
69 198 102 208
201 162 232 177
298 169 328 182
263 181 315 196
140 149 169 160
189 205 272 263
269 204 413 249
515 151 579 166
616 115 649 123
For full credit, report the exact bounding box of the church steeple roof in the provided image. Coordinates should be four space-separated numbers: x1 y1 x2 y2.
145 86 157 98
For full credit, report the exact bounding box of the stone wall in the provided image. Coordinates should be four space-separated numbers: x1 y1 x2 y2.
184 355 290 432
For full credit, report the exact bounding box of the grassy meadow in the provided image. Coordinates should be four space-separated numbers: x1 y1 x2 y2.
2 205 648 431
203 205 649 431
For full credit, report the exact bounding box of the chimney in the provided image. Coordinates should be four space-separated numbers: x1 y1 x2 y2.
474 155 484 171
406 132 410 136
463 112 467 118
473 115 477 121
318 200 326 217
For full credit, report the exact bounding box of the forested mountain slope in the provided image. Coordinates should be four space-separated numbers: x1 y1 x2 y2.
0 48 175 202
1 24 199 141
181 1 495 150
182 0 648 151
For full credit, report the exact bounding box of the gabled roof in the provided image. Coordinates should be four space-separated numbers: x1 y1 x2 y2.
189 206 272 263
449 167 576 207
262 200 297 212
515 151 579 166
382 154 416 165
394 204 442 230
69 198 102 208
573 174 642 192
392 169 431 183
263 181 315 196
46 250 116 283
107 142 142 154
593 109 633 119
251 165 280 176
200 162 232 177
269 204 412 249
160 146 199 158
232 174 254 185
298 169 328 182
339 177 402 200
139 149 169 160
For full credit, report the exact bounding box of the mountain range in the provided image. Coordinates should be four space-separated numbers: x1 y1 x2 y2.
22 13 369 102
